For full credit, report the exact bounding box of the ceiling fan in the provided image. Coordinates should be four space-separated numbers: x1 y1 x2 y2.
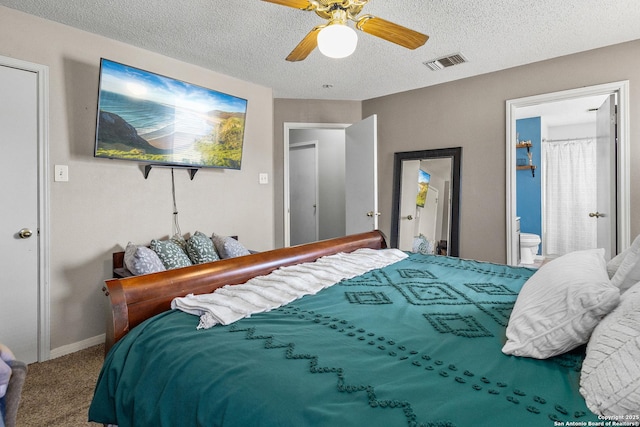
262 0 429 61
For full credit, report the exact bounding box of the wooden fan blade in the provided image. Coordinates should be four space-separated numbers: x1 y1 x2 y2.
286 25 325 62
261 0 312 10
356 15 428 50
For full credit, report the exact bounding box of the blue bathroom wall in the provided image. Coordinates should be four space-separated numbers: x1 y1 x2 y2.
516 117 542 253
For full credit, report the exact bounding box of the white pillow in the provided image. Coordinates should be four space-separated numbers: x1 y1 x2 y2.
610 235 640 294
502 248 620 359
580 281 640 416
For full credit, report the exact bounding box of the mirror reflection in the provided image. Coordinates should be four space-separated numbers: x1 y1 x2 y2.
391 148 461 256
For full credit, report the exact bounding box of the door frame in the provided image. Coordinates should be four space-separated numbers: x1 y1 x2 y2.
0 55 50 360
289 141 319 245
505 81 630 265
283 122 350 247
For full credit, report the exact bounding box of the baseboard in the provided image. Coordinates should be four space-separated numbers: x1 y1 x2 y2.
49 333 105 359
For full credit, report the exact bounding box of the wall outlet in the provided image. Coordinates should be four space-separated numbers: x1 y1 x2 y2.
259 173 269 184
54 165 69 182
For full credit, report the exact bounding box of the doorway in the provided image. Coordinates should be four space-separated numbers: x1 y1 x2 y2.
0 56 50 362
284 123 349 246
506 81 630 265
284 117 379 247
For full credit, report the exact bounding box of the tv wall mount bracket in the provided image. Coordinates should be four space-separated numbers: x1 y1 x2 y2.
143 164 200 180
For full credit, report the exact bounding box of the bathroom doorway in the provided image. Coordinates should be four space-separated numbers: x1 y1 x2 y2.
505 82 630 266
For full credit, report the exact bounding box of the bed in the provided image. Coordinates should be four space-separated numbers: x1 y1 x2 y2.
89 230 638 427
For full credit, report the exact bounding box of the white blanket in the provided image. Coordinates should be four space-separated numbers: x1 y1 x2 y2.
171 248 408 329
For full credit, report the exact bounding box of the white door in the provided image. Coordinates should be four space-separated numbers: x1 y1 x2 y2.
595 94 616 260
345 115 378 234
289 142 318 245
0 64 40 363
398 160 419 250
418 187 439 241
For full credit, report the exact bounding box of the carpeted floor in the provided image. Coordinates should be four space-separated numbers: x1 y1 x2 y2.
16 344 105 426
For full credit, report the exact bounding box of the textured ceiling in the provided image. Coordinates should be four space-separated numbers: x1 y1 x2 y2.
2 0 640 100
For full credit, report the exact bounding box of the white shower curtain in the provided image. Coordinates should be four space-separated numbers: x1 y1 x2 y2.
543 138 597 256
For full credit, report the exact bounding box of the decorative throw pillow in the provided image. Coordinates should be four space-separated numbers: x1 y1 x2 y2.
186 231 220 264
150 238 193 270
606 250 626 279
124 242 166 275
610 234 640 294
502 248 620 359
580 281 640 416
412 234 434 255
0 343 15 399
211 233 251 259
169 234 187 250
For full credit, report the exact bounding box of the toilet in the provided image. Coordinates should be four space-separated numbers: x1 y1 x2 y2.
520 233 541 264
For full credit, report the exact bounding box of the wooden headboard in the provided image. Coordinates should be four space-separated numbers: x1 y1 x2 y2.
102 230 387 353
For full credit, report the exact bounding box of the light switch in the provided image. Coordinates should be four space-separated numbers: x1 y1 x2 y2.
54 165 69 182
259 173 269 184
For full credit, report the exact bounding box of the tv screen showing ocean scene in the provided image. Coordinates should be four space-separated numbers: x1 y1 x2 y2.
94 58 248 169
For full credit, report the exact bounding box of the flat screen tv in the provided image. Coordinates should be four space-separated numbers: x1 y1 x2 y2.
94 58 248 170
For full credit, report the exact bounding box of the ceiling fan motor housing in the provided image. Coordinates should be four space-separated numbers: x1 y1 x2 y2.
313 0 368 20
263 0 427 61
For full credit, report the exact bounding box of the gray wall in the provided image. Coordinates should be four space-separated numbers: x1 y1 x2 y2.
0 6 274 355
363 40 640 263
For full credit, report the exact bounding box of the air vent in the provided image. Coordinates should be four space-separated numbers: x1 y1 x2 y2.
423 53 467 71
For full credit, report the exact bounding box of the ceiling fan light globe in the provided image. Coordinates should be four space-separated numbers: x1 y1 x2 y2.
317 24 358 59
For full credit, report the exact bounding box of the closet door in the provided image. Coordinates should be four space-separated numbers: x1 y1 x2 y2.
289 141 319 245
0 63 40 363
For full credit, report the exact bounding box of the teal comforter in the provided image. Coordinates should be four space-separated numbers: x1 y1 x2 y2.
89 254 599 426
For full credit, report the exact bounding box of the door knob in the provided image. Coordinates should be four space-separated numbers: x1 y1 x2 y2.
588 212 605 218
366 211 381 217
403 215 413 220
18 228 33 239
